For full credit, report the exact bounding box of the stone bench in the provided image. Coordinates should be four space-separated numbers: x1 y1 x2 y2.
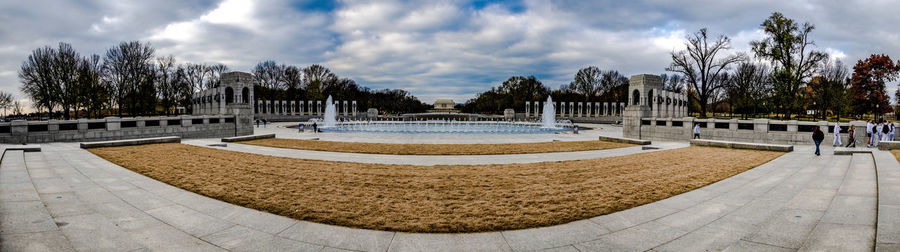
221 134 275 142
598 135 651 145
80 136 181 149
2 145 41 152
834 147 873 155
690 139 793 152
878 141 900 150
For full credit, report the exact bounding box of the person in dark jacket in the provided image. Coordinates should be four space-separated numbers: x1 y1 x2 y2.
813 127 825 156
846 125 856 148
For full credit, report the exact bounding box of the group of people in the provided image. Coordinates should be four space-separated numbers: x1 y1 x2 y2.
865 119 895 148
812 120 894 156
255 119 268 128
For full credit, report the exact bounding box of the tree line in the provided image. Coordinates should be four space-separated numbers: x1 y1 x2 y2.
250 61 430 114
463 12 900 121
18 41 228 119
459 68 634 114
668 12 900 120
17 42 431 119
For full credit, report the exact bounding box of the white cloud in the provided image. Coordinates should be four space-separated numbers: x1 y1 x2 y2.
1 0 899 107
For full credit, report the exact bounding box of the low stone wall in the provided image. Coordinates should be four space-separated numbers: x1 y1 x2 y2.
222 134 275 142
598 135 650 145
0 115 250 144
878 141 900 150
690 139 793 152
627 117 872 146
80 136 181 149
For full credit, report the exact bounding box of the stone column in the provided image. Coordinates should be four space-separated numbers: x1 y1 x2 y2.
290 101 296 115
566 102 572 118
662 91 672 117
352 101 357 117
575 102 580 117
525 101 531 117
343 101 349 116
556 102 561 116
578 102 591 117
317 101 322 115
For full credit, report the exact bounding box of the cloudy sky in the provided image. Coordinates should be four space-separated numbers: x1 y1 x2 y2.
1 0 899 106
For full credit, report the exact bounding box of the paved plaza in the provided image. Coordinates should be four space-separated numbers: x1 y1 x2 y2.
1 125 899 251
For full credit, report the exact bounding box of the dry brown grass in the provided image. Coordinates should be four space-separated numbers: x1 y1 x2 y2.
89 144 783 233
890 150 900 161
239 138 633 155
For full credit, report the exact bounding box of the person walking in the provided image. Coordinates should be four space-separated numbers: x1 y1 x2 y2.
884 121 892 142
255 119 260 128
263 119 268 128
876 122 885 147
846 125 857 148
813 127 824 156
867 120 875 148
888 121 894 141
312 122 318 133
833 122 842 147
693 123 701 139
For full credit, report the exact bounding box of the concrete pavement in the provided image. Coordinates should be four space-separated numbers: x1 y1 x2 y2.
1 140 897 251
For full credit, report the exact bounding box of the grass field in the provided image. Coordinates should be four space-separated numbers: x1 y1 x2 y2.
89 144 783 233
239 138 633 155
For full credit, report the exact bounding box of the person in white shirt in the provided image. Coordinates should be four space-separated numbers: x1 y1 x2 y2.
833 122 842 147
884 121 894 142
693 123 701 139
867 120 875 148
876 122 884 147
888 122 894 141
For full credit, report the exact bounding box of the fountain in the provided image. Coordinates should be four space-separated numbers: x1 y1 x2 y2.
323 95 337 128
541 96 558 128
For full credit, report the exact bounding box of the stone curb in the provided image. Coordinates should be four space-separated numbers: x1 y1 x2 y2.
221 133 276 142
834 148 873 155
79 136 181 149
877 141 900 150
598 135 650 145
690 139 793 152
1 145 42 152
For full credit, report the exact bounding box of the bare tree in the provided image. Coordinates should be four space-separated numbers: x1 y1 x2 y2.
55 43 83 119
600 70 629 102
724 62 771 119
0 91 13 117
660 73 685 93
284 65 304 90
156 56 177 115
666 28 745 117
204 63 228 89
302 64 337 100
253 61 286 89
12 100 22 116
77 54 108 118
102 41 155 116
184 63 207 93
568 66 602 101
19 45 59 117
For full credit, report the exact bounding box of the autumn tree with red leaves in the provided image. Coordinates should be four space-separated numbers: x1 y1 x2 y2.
849 54 900 118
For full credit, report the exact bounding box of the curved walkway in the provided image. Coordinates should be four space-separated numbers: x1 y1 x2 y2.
1 143 896 251
183 139 687 165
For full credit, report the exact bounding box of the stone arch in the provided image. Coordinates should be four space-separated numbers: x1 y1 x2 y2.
242 87 249 103
225 87 234 104
632 90 640 106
